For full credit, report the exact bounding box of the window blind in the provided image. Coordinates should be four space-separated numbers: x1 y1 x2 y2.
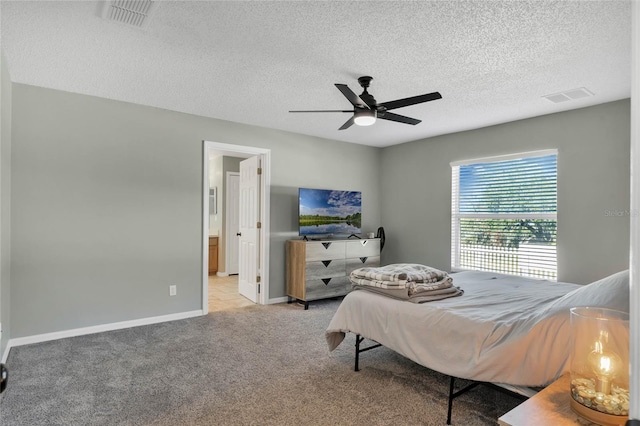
451 151 557 280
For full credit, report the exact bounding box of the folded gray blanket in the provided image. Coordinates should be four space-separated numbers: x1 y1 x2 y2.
350 263 463 303
350 263 452 288
408 278 455 295
351 283 463 303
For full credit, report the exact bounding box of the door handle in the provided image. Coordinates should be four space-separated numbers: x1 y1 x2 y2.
237 232 242 236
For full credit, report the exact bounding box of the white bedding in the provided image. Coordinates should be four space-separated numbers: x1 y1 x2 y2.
326 270 629 387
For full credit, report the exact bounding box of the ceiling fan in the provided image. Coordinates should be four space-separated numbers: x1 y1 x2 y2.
289 76 442 130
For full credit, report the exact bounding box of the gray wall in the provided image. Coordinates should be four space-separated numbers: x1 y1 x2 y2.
380 100 630 285
0 50 12 357
10 84 381 338
7 82 630 340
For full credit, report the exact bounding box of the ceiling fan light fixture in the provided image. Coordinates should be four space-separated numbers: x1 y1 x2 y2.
290 76 441 130
354 109 377 126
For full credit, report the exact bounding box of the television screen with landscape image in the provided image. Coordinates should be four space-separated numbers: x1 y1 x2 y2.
299 188 362 236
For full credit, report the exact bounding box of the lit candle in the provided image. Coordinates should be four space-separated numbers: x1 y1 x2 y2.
595 354 613 394
587 348 621 395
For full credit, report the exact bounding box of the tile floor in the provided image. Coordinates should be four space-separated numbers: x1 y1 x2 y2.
208 274 256 312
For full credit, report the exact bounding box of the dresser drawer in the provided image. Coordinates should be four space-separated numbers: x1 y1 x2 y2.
346 239 380 257
346 256 380 275
305 276 351 301
306 259 346 280
305 241 346 261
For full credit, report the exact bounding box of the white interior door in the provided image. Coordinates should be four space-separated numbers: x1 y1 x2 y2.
225 172 240 275
238 156 260 303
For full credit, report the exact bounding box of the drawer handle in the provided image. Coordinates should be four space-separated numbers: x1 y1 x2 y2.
321 278 332 285
359 257 368 263
322 242 332 249
322 260 332 267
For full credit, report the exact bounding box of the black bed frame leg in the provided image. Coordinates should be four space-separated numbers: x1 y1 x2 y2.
352 334 381 372
447 376 455 425
354 334 363 371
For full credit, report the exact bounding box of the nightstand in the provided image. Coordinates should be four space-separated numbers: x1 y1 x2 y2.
498 374 598 426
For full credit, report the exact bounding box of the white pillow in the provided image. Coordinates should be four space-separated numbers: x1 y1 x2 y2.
546 270 629 314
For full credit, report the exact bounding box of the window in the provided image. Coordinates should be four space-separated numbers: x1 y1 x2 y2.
451 150 557 280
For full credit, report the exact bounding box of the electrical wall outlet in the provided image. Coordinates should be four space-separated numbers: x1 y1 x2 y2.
169 285 177 296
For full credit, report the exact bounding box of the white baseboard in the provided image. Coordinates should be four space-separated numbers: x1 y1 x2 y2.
216 271 229 277
8 310 204 349
268 296 288 305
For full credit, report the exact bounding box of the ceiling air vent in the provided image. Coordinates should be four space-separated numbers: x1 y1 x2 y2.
543 87 594 104
101 0 154 27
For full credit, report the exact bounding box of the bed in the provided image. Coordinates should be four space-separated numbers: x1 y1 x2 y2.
326 268 629 422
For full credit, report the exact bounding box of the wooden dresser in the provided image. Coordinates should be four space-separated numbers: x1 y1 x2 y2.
286 238 380 309
208 236 218 275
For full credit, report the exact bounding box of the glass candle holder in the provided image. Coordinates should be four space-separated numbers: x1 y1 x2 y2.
570 307 629 426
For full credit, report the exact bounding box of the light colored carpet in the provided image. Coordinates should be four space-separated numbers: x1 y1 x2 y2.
0 298 521 425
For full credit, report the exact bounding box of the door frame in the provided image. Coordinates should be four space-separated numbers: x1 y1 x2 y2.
201 141 271 313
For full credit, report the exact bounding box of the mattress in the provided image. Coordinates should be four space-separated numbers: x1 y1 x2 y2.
326 270 629 387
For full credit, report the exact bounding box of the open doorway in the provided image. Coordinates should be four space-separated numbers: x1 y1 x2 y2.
202 141 270 313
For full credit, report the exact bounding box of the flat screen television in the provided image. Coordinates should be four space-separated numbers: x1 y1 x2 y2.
298 188 362 237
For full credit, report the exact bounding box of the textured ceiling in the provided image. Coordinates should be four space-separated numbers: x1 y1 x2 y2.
0 1 632 148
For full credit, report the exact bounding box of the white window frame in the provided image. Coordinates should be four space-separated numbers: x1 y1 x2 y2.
451 149 558 279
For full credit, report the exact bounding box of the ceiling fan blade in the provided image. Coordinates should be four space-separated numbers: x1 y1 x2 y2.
379 91 442 111
335 84 370 109
339 116 355 130
289 110 352 113
378 112 421 125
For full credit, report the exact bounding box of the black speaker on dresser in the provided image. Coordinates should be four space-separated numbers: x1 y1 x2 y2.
0 363 7 393
376 227 386 252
